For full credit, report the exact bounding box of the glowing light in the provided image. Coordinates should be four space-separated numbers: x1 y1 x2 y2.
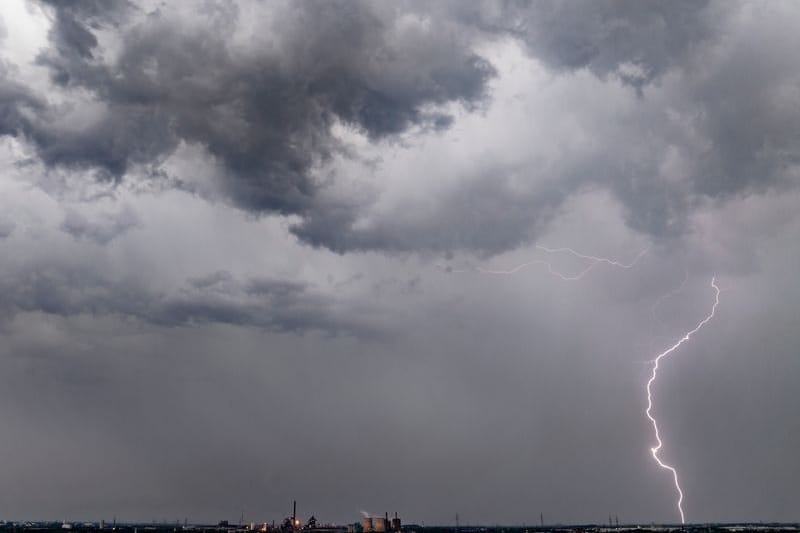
645 276 720 524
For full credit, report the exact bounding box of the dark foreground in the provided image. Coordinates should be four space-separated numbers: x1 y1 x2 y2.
2 524 799 533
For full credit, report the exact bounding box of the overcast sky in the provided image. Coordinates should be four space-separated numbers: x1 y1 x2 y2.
0 0 799 526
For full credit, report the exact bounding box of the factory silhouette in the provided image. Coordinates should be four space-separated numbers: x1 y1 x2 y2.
359 513 402 533
266 501 400 533
2 499 799 533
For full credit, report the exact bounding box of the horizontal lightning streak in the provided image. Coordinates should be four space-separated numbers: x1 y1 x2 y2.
645 276 720 525
439 245 649 281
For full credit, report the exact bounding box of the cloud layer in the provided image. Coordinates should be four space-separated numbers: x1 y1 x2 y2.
2 0 793 256
0 0 799 525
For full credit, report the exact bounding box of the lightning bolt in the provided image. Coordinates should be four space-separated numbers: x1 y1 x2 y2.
438 245 649 281
439 245 723 523
645 276 720 524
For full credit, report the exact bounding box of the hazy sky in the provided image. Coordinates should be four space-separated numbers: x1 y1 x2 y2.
0 0 799 526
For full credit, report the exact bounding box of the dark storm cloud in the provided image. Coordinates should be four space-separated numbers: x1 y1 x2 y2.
458 0 717 90
3 0 799 256
17 0 494 215
38 0 133 62
0 65 44 137
0 264 376 337
160 271 378 335
687 27 800 199
306 0 800 253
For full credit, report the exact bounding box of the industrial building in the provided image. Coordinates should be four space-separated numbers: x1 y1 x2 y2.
361 514 400 533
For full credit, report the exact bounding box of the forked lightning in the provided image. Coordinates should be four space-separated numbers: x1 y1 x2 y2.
645 277 720 524
441 245 722 523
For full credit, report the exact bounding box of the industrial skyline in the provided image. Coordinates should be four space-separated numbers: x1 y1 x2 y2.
0 0 798 526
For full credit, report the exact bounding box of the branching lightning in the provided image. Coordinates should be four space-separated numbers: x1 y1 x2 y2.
645 276 720 524
438 245 649 281
439 244 723 523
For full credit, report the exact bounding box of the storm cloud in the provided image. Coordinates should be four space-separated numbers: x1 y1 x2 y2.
1 1 797 255
0 0 799 526
19 0 495 215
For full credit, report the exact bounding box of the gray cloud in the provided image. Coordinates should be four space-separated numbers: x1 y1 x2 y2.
38 0 133 62
0 65 44 138
160 270 379 336
459 0 719 90
0 263 377 337
309 1 800 254
60 204 140 244
293 160 570 255
0 216 15 238
2 1 796 257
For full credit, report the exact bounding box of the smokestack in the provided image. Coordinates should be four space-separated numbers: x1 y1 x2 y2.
293 501 297 521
